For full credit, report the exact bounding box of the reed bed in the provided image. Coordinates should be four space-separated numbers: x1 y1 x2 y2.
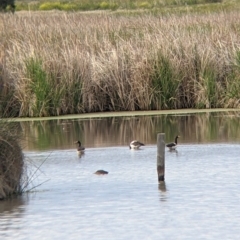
1 10 240 117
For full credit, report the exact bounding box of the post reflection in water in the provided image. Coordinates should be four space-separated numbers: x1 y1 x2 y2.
17 111 240 151
158 182 167 202
168 149 179 156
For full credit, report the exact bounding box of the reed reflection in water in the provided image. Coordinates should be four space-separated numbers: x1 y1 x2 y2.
17 111 240 151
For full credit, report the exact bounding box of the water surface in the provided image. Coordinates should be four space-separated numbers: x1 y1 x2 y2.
17 111 240 150
1 112 240 239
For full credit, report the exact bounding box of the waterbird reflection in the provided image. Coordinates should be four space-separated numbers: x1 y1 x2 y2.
168 149 178 156
77 151 85 158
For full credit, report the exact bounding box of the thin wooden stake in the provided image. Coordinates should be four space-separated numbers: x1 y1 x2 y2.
157 133 165 182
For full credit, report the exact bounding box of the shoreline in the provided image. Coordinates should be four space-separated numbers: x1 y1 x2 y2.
6 108 240 122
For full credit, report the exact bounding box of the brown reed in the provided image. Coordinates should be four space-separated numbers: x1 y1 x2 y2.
1 10 240 117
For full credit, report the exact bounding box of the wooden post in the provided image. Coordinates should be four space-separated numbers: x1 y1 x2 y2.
157 133 165 182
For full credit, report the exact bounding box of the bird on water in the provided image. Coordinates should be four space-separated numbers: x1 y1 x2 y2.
129 140 145 149
94 170 108 175
75 140 85 154
166 136 180 150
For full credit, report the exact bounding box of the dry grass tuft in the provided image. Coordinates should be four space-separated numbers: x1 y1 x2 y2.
0 121 25 200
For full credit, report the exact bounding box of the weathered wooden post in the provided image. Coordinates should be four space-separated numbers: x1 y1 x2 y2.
157 133 165 182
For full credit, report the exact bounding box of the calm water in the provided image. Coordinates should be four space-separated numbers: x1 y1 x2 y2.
1 112 240 239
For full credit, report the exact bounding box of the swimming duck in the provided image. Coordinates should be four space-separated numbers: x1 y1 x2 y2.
75 140 85 153
166 136 180 150
94 170 108 175
129 140 145 149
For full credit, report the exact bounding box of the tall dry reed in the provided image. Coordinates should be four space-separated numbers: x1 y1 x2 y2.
1 10 240 117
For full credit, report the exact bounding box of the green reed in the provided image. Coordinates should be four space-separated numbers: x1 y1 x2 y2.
151 52 179 110
25 58 51 116
222 50 240 108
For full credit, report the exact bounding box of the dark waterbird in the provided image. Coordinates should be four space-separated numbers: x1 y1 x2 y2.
166 136 180 150
75 140 85 154
94 170 108 175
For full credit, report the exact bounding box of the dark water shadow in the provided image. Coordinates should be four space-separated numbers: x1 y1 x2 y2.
0 196 26 215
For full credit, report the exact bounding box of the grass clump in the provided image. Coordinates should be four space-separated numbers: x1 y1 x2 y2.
222 50 240 108
0 59 19 117
0 121 25 200
25 58 51 116
0 118 49 199
151 53 179 109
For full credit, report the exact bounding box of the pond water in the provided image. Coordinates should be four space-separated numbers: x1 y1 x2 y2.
1 112 240 239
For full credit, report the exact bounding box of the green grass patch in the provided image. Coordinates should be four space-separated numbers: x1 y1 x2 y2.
39 2 77 11
38 0 118 11
202 65 218 108
15 0 232 12
25 58 51 116
151 52 179 110
223 50 240 108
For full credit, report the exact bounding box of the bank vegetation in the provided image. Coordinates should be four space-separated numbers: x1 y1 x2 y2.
1 8 240 117
14 0 239 12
